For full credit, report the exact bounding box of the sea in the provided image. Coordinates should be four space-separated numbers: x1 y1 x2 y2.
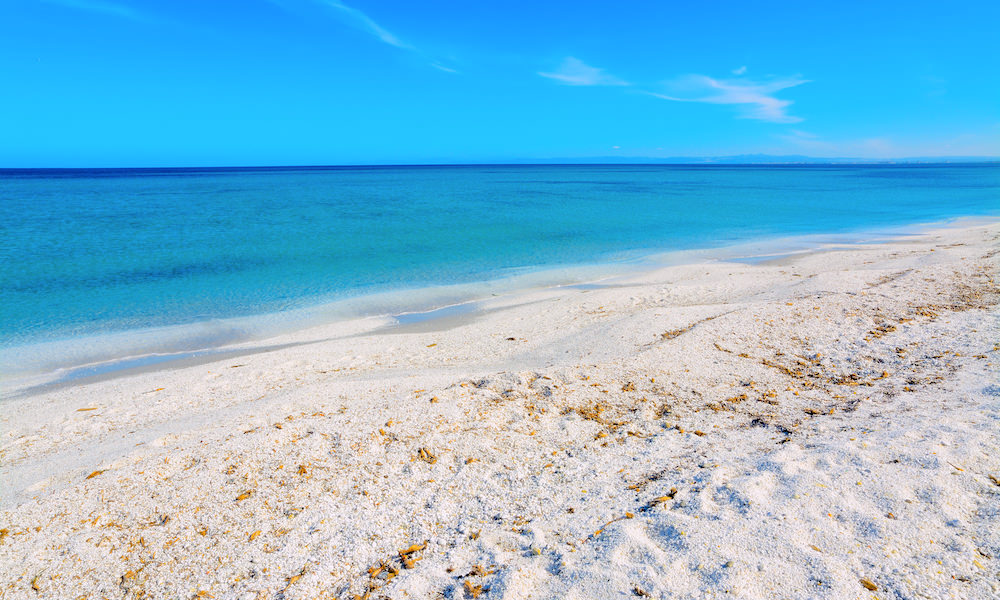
2 164 998 389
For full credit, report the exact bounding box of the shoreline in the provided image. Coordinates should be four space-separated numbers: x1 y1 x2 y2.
4 214 997 398
1 219 997 599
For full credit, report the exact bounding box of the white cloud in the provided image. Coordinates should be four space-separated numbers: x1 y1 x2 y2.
322 0 411 49
279 1 458 72
430 62 459 74
649 74 808 123
732 66 747 75
539 57 629 87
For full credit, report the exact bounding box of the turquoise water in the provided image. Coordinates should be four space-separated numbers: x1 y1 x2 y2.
2 164 998 382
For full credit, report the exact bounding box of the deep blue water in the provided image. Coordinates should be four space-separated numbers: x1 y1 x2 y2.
1 164 998 381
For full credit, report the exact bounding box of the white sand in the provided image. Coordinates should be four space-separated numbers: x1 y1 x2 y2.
1 222 998 600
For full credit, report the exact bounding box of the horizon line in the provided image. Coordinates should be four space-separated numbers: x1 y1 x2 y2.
0 154 1000 172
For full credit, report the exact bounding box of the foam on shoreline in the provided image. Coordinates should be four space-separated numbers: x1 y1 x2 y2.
4 215 995 397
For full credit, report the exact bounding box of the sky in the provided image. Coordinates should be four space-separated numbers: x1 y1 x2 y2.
1 0 998 166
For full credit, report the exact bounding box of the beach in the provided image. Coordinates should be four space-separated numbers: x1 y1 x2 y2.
1 220 998 599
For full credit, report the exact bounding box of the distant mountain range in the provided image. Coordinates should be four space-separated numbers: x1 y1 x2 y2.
521 154 1000 165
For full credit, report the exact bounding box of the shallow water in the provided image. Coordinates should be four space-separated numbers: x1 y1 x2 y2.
2 164 998 381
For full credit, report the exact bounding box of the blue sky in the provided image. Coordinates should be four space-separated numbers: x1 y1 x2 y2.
1 0 998 166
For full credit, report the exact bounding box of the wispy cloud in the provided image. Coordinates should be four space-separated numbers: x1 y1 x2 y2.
41 0 148 21
648 74 808 123
782 129 820 141
284 1 457 72
320 0 410 49
539 58 805 124
539 57 629 87
430 62 460 74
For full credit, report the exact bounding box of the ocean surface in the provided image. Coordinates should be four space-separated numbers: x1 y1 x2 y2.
2 164 998 386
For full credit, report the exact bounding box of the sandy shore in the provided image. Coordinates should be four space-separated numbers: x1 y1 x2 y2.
1 221 998 599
